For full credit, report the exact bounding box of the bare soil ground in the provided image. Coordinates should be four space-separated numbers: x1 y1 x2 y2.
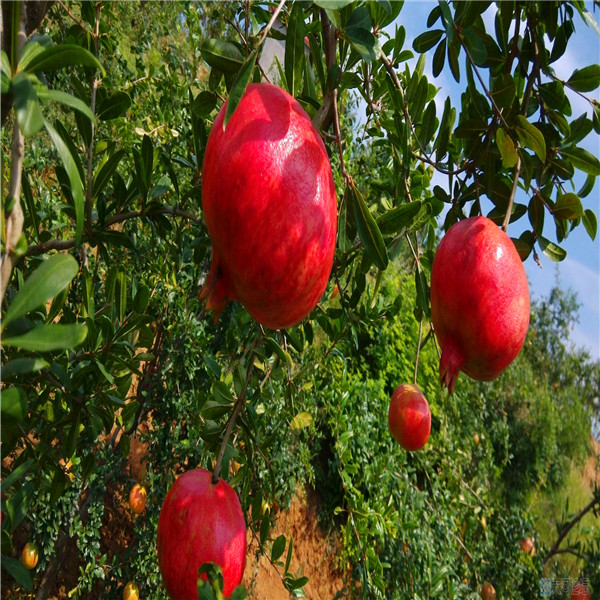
244 486 348 600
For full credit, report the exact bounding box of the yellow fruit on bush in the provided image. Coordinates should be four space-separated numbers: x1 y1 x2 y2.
123 581 140 600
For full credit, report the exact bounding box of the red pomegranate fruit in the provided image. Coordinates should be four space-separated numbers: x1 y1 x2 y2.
157 468 246 599
571 583 591 600
200 82 337 330
430 216 530 393
388 384 431 451
481 582 496 600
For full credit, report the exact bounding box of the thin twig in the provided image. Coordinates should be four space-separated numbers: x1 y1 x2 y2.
102 207 201 228
414 153 467 176
212 333 264 484
414 320 423 385
56 0 87 31
462 42 511 131
257 0 286 48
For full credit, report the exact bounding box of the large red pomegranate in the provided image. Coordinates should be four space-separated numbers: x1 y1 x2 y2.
200 82 337 330
430 216 530 393
157 469 246 599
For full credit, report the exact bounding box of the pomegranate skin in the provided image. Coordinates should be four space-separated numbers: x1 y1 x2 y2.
157 469 246 599
200 82 337 330
430 216 530 393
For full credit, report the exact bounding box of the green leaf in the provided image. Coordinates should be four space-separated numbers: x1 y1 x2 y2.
116 271 127 323
271 535 287 562
223 49 257 129
376 202 422 235
1 387 28 423
462 28 486 65
1 459 33 495
2 254 78 332
583 209 597 241
567 64 600 92
18 36 53 70
121 401 140 431
511 232 533 261
45 119 85 245
1 357 49 378
93 149 126 197
514 115 546 161
287 576 309 590
12 72 44 136
284 535 294 572
496 129 518 168
351 184 388 270
346 27 378 62
420 100 437 146
447 42 460 83
414 269 430 320
1 50 10 76
291 412 313 432
553 193 583 220
454 118 487 138
1 556 33 590
229 586 248 600
435 97 455 162
36 87 95 121
313 0 353 8
285 2 305 97
193 91 218 117
413 30 444 54
200 39 244 73
346 6 378 62
96 91 131 120
432 39 446 77
491 73 516 107
18 44 105 76
53 119 85 183
559 146 600 176
2 323 88 352
538 236 566 262
539 81 566 111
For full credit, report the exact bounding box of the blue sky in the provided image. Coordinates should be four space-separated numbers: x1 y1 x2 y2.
380 1 600 359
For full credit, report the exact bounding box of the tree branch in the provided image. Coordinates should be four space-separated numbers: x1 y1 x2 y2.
312 8 336 132
0 1 27 304
543 495 600 565
25 207 201 256
85 3 101 233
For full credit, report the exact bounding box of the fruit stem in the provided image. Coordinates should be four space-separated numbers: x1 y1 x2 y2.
413 319 423 385
212 332 264 484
